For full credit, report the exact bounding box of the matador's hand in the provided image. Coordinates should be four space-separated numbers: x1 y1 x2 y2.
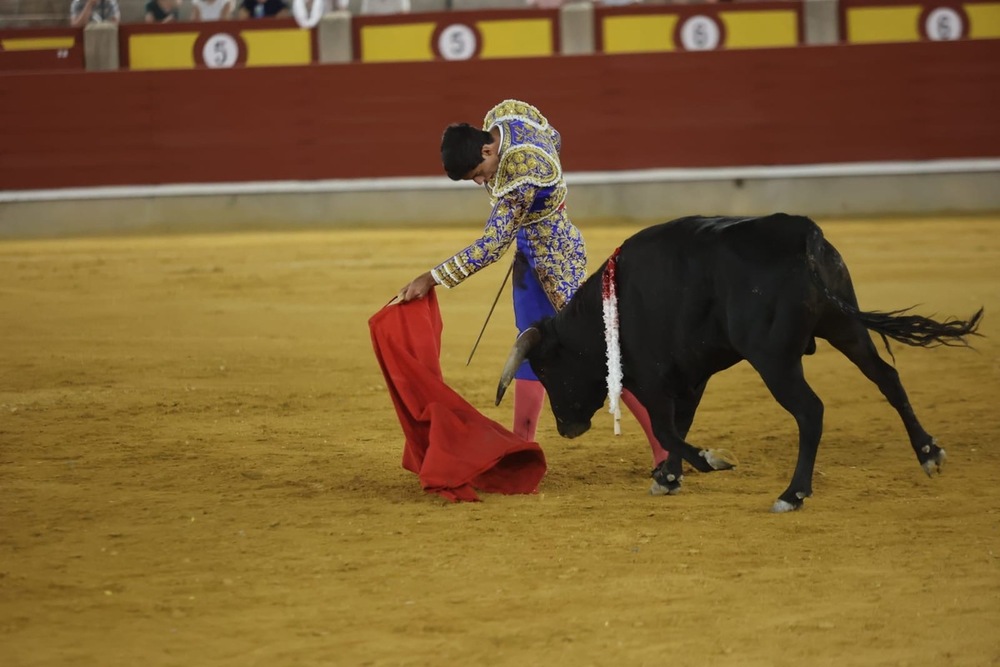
398 271 436 302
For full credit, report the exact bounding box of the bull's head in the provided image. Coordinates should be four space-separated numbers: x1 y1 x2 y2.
496 326 607 439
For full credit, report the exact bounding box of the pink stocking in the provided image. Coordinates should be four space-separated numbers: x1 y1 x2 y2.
621 389 668 466
513 379 545 442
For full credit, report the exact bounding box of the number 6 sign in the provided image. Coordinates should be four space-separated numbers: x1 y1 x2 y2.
920 5 969 41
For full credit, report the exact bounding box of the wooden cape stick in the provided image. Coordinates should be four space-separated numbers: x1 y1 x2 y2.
466 260 514 366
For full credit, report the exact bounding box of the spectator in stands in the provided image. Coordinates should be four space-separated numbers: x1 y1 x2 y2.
192 0 234 20
238 0 290 17
145 0 182 21
69 0 120 26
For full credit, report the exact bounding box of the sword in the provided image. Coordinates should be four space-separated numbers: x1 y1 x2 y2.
466 260 514 366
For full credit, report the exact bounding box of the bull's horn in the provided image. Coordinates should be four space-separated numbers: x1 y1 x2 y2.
496 327 542 406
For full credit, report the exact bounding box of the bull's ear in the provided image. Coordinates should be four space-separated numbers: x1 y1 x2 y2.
495 327 542 406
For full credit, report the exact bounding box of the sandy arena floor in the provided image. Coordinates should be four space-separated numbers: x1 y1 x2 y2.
1 216 998 666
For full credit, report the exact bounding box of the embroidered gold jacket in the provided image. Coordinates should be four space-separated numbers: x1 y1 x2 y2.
431 100 587 310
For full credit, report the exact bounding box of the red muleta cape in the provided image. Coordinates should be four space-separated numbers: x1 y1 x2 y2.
368 290 546 502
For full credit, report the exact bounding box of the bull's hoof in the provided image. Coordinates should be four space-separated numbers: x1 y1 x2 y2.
920 444 947 477
702 448 738 471
650 464 683 495
771 490 809 513
771 499 801 513
649 479 680 496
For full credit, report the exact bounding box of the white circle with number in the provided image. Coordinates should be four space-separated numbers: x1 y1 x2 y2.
925 7 964 41
680 15 721 51
202 33 240 69
437 24 478 61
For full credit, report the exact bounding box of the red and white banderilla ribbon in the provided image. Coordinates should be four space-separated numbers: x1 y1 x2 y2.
601 247 623 435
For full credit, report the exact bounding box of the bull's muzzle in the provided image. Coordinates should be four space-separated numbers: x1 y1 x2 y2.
557 419 591 439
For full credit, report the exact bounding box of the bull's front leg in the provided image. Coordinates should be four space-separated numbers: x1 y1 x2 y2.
633 387 736 495
649 432 737 495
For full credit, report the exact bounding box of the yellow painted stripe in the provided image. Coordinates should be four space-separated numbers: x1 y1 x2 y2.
720 10 799 48
847 6 922 43
2 37 76 51
477 19 553 58
241 29 311 66
967 3 1000 38
129 33 198 70
360 23 436 63
603 15 677 53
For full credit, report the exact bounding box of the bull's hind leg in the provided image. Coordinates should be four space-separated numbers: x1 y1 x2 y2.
750 358 825 512
826 323 945 476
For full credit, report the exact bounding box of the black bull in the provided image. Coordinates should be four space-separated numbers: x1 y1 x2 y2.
496 214 983 512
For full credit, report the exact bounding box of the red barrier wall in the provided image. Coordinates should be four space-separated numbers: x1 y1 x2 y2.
118 18 319 70
0 28 85 72
1 39 998 191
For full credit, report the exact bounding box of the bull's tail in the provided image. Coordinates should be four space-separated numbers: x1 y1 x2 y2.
851 306 983 352
805 226 984 361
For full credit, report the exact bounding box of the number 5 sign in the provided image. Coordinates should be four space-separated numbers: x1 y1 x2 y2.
432 23 483 61
194 32 248 68
674 15 726 51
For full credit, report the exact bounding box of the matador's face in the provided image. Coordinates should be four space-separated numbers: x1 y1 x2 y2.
464 136 500 187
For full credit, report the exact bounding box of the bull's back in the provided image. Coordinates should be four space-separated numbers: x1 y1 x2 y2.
625 214 818 262
614 214 825 365
619 214 820 289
